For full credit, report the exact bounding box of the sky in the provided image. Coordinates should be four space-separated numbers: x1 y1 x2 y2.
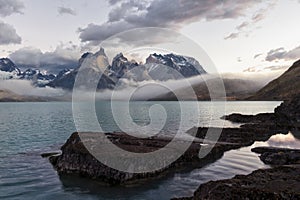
0 0 300 74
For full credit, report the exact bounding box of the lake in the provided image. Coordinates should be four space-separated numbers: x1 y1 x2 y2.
1 101 298 199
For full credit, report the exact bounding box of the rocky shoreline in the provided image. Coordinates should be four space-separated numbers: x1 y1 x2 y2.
172 96 300 199
48 131 251 185
173 165 300 200
48 119 289 186
47 96 300 198
252 146 300 165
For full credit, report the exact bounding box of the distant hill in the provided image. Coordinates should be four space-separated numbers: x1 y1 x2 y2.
150 78 261 101
248 59 300 100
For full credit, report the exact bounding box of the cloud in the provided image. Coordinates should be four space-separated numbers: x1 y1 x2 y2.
9 43 80 73
74 74 214 101
79 0 264 45
236 21 250 30
0 21 21 45
243 66 260 73
224 2 275 40
224 32 240 40
254 53 262 59
222 71 284 86
57 6 77 16
265 46 300 62
252 11 265 23
0 79 66 97
264 65 289 71
0 0 24 17
108 0 120 6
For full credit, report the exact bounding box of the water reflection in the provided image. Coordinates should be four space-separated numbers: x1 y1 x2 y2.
267 132 300 149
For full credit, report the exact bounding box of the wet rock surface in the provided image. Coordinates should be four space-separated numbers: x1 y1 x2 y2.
252 146 300 165
48 95 300 198
173 96 300 200
49 132 234 185
177 165 300 200
49 120 288 186
224 95 300 128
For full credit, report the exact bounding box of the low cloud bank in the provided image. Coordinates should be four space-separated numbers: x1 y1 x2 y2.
0 80 66 97
0 70 284 100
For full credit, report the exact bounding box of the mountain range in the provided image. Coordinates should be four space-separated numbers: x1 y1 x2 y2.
0 48 206 90
1 47 299 102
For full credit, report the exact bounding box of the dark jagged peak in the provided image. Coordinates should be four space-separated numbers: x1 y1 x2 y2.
18 68 55 87
81 52 92 59
55 68 72 79
111 53 128 71
145 52 206 79
20 69 55 81
0 58 21 75
109 53 139 78
78 52 92 67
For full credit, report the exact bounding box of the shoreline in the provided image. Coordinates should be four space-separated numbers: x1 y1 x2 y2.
44 96 300 198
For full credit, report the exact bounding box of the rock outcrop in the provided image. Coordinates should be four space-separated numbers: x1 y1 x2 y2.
49 117 290 186
176 165 300 200
224 95 300 128
174 95 300 200
49 93 300 188
49 132 234 185
252 146 300 165
275 95 300 126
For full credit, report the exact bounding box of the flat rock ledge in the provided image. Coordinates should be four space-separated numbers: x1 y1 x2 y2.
49 132 237 185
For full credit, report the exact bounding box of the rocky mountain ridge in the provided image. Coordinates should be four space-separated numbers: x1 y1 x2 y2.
0 48 207 90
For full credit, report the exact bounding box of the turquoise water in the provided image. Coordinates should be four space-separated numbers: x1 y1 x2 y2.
0 101 283 199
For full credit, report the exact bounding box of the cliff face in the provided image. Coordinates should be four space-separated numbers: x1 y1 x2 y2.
248 59 300 100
